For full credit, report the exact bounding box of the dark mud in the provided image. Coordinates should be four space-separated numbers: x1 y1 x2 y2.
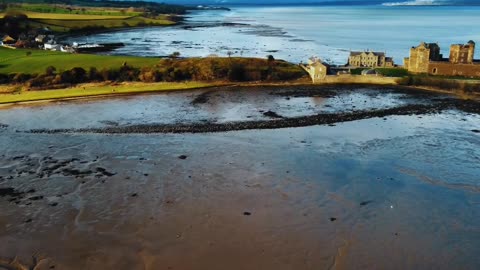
0 155 115 183
191 91 212 105
25 98 480 134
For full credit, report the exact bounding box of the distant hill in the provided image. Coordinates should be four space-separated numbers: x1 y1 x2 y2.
165 0 479 6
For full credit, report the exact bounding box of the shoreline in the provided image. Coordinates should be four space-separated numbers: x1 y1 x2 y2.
4 83 477 135
1 80 479 108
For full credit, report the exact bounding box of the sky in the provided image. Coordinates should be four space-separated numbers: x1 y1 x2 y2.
166 0 477 6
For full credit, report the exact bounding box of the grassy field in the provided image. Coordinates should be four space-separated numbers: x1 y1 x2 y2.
0 11 132 19
0 81 216 104
0 4 176 32
33 15 174 31
13 4 142 16
0 47 160 74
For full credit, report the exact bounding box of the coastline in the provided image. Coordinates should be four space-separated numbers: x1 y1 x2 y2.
2 81 480 135
1 80 479 108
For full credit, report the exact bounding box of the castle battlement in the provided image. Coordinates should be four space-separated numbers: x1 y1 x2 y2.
404 41 480 77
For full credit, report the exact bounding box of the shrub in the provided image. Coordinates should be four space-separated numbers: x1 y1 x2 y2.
12 73 31 83
88 67 103 81
60 67 87 84
45 66 56 76
228 63 246 82
0 74 10 84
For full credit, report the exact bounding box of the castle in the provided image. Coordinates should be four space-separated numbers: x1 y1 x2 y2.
348 51 394 68
404 41 480 77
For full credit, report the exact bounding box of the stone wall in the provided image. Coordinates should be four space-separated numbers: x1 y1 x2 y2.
428 62 480 77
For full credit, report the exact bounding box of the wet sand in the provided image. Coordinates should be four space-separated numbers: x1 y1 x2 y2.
0 86 479 269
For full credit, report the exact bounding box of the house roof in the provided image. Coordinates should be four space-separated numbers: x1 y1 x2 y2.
2 35 15 42
350 51 385 57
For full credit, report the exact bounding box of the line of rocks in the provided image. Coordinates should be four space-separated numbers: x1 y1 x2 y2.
26 103 452 135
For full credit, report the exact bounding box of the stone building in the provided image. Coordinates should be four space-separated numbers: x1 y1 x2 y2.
300 57 330 83
404 41 480 77
450 40 475 64
348 51 394 68
403 42 442 73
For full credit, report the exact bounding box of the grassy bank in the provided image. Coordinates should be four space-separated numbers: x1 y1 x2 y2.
0 47 160 74
0 81 216 104
398 75 480 95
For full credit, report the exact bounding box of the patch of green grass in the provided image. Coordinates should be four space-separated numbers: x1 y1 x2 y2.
375 68 409 77
0 47 160 74
350 68 366 75
0 10 132 19
0 82 215 104
350 67 409 77
16 4 142 16
34 15 174 31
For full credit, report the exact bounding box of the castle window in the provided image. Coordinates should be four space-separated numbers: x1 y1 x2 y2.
432 68 438 74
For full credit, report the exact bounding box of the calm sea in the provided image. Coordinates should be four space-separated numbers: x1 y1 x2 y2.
65 5 480 65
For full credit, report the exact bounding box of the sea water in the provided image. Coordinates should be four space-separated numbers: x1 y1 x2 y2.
64 5 480 65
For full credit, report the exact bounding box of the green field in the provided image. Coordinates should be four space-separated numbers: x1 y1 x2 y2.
0 11 132 19
0 47 160 74
11 4 142 16
0 3 177 32
33 15 174 32
0 81 216 104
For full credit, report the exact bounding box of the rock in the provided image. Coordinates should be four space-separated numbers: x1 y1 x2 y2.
178 155 188 160
263 111 283 119
360 200 373 206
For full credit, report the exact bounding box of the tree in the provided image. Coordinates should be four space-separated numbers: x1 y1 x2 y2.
169 51 181 59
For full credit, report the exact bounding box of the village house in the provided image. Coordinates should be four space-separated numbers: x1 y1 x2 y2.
43 40 61 51
404 41 480 77
348 51 394 68
300 57 330 83
35 34 47 43
2 35 15 45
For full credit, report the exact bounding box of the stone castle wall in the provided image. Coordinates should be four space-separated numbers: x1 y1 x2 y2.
428 62 480 77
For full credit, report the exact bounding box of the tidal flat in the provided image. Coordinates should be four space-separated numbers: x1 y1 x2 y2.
0 86 479 269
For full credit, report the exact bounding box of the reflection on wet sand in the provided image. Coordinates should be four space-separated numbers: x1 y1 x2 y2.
0 86 479 269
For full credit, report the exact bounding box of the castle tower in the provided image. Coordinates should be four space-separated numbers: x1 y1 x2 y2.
467 40 475 64
406 42 439 73
450 41 475 64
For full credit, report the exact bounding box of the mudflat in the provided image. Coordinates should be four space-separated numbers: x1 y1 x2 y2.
0 86 479 269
